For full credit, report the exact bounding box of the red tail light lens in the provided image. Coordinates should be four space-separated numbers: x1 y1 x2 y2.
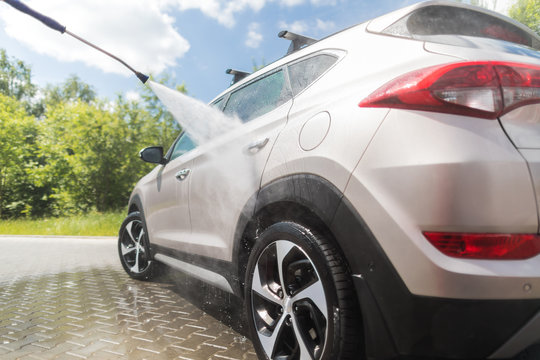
359 61 540 119
423 232 540 260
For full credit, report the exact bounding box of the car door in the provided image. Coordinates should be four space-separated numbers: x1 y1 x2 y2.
185 68 293 261
144 132 197 250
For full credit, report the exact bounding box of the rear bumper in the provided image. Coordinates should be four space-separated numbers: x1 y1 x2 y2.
489 311 540 359
352 274 540 359
331 197 540 359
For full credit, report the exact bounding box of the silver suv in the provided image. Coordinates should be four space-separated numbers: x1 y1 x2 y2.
118 2 540 359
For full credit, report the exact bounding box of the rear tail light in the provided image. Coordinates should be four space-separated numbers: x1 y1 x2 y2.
423 232 540 260
359 61 540 119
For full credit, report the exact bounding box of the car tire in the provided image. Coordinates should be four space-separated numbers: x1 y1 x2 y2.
118 211 157 280
245 221 362 360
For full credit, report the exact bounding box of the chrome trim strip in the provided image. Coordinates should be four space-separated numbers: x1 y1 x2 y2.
154 253 234 294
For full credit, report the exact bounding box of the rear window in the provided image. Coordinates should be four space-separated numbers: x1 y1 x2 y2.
288 54 338 96
382 6 540 50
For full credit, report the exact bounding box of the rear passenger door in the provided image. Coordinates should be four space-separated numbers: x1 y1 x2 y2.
185 68 294 262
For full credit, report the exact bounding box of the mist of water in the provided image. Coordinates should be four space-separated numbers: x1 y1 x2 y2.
147 81 242 144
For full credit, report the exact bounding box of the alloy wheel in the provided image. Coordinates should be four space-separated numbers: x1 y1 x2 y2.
119 218 151 274
250 239 328 360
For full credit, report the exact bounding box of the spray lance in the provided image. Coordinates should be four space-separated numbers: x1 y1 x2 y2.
1 0 149 84
1 0 241 143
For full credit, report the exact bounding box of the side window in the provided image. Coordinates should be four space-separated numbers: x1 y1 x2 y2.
211 97 225 110
170 132 196 161
288 54 338 96
223 70 291 123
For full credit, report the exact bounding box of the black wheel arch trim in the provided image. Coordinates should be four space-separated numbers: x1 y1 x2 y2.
127 194 155 256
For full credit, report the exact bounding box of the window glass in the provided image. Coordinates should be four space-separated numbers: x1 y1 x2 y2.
382 6 539 50
170 132 196 161
211 97 224 110
288 54 338 96
223 70 291 122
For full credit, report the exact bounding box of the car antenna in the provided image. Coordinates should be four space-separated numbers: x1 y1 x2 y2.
1 0 150 84
225 69 250 86
278 31 317 55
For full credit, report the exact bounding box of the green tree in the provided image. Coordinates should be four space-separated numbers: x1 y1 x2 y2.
0 49 36 101
0 49 187 217
35 82 182 215
0 94 40 217
36 100 136 213
0 49 43 116
44 74 97 105
509 0 540 36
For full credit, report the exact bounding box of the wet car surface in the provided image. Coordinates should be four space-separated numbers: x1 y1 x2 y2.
0 236 256 359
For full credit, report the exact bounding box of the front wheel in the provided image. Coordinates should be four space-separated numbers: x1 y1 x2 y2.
245 221 362 360
118 211 156 280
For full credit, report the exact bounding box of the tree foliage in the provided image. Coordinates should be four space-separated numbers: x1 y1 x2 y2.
509 0 540 36
0 49 182 218
44 74 97 106
0 94 39 217
0 49 36 101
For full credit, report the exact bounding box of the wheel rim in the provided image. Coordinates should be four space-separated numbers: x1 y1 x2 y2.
119 219 151 274
251 240 328 360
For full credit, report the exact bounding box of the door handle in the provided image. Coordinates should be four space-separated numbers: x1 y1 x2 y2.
247 137 269 153
175 168 191 181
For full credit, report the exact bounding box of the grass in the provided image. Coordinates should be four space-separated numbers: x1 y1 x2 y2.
0 211 125 236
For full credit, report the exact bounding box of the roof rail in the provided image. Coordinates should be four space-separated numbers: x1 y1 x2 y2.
226 69 250 86
278 31 317 55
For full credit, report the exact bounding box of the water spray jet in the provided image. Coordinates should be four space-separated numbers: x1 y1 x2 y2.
1 0 243 144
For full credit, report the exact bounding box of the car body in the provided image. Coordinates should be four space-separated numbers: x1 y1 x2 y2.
118 1 540 359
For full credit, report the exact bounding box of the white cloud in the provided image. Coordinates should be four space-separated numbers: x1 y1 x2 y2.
246 23 264 48
161 0 338 27
0 0 190 77
279 0 305 6
125 91 141 102
279 18 336 36
310 0 337 5
278 20 309 34
316 18 335 32
162 0 266 28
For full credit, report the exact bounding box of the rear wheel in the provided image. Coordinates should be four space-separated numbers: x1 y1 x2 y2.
245 221 362 360
118 211 156 280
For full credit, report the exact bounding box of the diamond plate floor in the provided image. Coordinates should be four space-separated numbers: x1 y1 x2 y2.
0 236 256 360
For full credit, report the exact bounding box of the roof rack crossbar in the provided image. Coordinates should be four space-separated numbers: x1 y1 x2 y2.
278 30 317 55
226 68 250 86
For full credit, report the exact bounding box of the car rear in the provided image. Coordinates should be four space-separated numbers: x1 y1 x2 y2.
341 2 540 359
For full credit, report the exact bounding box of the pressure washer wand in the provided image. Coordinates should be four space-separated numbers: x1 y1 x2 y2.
1 0 149 84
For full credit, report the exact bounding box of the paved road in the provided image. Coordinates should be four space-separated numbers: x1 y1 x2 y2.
0 236 256 359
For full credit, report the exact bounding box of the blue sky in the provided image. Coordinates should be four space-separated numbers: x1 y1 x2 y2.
0 0 514 103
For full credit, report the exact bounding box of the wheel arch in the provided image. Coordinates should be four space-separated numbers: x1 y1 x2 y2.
128 193 143 214
234 174 343 293
126 193 158 258
234 173 399 359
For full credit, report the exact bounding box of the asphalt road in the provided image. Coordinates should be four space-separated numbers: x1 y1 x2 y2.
0 235 256 359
